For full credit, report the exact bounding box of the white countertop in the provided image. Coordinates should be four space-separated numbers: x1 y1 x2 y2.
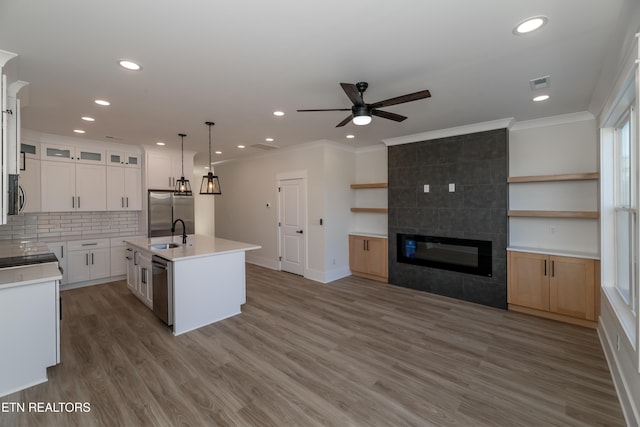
507 246 600 260
125 234 261 261
0 262 62 290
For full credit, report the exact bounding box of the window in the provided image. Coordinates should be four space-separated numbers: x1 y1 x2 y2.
614 107 637 314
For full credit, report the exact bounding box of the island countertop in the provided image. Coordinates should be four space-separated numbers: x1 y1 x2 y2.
125 234 261 261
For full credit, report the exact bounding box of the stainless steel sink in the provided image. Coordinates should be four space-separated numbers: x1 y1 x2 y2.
149 243 181 250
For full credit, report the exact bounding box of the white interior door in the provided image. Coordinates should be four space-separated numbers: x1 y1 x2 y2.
279 178 305 275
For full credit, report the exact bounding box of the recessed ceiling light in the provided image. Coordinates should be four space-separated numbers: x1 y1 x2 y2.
204 166 209 170
81 116 95 122
95 99 110 106
513 16 548 35
237 145 245 149
346 134 355 139
533 94 550 102
156 142 165 146
118 60 142 71
215 151 222 154
265 137 274 142
273 111 285 117
73 129 85 134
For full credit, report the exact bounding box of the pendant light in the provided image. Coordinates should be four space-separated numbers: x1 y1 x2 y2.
199 121 221 195
174 133 193 195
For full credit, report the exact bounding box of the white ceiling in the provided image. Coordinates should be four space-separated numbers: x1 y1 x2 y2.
0 1 628 166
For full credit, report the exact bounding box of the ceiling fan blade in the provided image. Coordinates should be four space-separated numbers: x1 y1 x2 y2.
371 109 407 122
340 83 364 106
369 89 431 109
297 108 351 112
336 115 353 127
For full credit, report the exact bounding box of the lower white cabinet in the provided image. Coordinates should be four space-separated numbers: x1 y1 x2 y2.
67 239 110 284
125 244 153 308
46 241 68 285
110 235 145 277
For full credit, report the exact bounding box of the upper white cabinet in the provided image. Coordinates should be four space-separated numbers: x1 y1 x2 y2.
146 148 194 190
107 151 141 168
42 143 105 165
106 150 142 211
41 161 106 212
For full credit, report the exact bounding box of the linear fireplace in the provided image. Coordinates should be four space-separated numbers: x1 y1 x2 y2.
397 234 492 277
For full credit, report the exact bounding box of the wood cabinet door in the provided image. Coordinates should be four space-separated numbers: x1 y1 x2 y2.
549 256 595 320
507 251 549 311
366 237 388 279
349 235 368 274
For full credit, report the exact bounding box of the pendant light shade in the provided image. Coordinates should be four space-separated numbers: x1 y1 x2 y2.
174 133 192 196
200 121 221 195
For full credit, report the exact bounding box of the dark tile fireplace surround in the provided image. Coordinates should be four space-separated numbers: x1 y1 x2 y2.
388 129 508 309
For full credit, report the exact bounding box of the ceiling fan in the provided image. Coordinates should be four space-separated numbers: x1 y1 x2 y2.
297 82 431 127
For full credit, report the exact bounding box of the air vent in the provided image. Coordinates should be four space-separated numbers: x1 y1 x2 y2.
104 135 124 141
251 143 279 150
529 75 550 90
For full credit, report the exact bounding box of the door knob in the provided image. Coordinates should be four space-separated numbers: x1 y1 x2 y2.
296 230 303 234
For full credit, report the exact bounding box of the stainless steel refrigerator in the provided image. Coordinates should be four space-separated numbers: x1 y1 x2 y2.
148 190 195 237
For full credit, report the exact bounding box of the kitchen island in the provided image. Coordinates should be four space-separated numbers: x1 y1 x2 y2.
125 235 260 335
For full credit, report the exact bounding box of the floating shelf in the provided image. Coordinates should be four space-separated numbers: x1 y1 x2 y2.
350 182 388 189
508 210 599 219
351 208 389 213
507 172 599 183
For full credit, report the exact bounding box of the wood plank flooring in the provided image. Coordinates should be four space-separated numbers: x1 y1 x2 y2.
0 264 626 426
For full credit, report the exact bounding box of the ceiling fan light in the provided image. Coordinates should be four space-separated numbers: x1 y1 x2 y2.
352 106 372 126
353 115 372 126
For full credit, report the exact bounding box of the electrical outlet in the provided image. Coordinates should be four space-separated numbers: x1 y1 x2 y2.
448 183 455 192
424 184 430 193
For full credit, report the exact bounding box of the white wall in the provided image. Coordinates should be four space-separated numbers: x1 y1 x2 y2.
193 158 215 236
214 141 354 282
508 114 599 255
353 145 388 235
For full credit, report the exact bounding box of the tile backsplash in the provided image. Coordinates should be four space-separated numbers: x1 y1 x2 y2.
0 211 141 241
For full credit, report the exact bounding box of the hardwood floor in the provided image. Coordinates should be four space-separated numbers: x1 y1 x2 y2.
1 264 626 426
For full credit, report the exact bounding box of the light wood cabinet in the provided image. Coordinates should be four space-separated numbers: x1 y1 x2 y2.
349 234 388 282
508 250 597 327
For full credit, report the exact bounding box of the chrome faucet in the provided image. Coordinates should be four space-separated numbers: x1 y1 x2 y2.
171 218 187 244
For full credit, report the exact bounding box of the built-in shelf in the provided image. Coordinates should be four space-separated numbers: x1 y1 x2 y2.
350 182 388 189
351 183 388 214
351 207 388 213
507 172 599 183
508 210 599 219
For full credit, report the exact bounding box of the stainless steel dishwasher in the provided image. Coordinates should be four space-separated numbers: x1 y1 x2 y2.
152 256 173 326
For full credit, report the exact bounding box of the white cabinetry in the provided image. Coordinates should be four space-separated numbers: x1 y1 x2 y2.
0 49 19 224
107 151 141 168
146 149 194 190
46 241 68 285
125 244 153 308
110 235 145 277
106 165 141 211
67 239 110 284
19 142 41 212
41 161 106 212
41 143 105 165
0 270 60 397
